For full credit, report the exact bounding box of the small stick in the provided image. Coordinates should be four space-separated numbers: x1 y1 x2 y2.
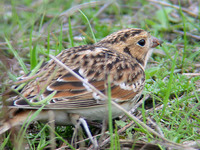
148 0 200 19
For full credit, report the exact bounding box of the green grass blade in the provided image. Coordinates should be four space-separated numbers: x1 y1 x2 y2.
68 16 74 47
16 105 45 150
15 59 44 92
161 51 178 118
0 133 10 149
5 38 28 74
39 12 45 33
48 125 76 150
30 91 56 106
114 126 120 150
47 30 50 60
58 23 63 53
8 71 18 81
30 44 38 70
79 9 97 43
178 1 187 73
107 75 114 149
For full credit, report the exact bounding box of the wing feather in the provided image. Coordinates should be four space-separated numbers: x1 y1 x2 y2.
10 45 145 109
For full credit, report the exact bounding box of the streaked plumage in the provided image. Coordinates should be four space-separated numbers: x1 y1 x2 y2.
0 28 162 134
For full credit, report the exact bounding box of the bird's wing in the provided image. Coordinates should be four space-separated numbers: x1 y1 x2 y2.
8 45 145 109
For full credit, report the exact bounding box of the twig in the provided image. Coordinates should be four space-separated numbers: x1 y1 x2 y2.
148 0 200 19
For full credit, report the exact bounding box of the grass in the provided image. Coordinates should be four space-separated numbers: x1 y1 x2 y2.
107 76 114 149
0 0 200 149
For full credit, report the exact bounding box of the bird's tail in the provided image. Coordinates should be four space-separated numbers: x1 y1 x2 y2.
0 110 35 135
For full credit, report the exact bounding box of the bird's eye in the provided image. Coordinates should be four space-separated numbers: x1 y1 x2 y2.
137 39 145 46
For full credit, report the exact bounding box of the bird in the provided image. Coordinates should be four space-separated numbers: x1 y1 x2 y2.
0 28 162 144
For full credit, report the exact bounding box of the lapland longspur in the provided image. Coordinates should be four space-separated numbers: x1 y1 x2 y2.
0 28 162 137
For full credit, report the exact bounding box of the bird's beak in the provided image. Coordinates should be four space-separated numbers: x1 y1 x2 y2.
151 36 163 48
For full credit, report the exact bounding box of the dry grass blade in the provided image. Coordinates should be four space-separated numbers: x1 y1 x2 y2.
3 4 34 12
14 72 44 85
49 54 194 149
59 1 106 18
183 140 200 149
148 0 200 19
182 73 200 76
147 117 164 137
90 1 113 22
48 111 56 150
173 30 200 40
49 54 107 100
119 140 161 150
